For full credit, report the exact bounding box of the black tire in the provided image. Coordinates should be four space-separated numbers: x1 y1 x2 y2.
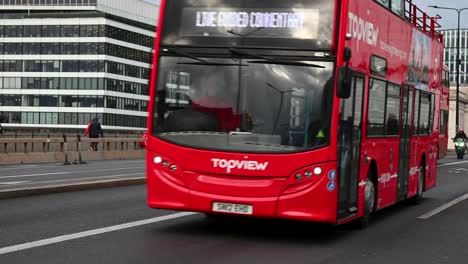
411 161 425 204
358 177 376 229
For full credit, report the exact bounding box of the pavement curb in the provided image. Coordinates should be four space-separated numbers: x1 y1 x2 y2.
0 177 146 200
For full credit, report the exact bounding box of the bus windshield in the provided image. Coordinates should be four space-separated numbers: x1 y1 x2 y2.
153 56 334 153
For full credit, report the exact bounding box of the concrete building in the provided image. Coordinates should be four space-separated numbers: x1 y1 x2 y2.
0 0 158 133
448 84 468 149
441 29 468 84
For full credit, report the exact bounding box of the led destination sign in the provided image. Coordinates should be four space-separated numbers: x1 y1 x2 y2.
195 11 306 29
181 8 319 39
161 0 335 50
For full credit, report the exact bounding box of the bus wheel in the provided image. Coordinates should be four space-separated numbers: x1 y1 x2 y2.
359 178 376 229
411 161 425 204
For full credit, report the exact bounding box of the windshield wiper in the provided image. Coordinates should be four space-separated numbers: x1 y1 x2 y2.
227 28 265 38
229 48 271 60
163 48 207 63
229 48 325 68
177 62 248 66
249 60 325 68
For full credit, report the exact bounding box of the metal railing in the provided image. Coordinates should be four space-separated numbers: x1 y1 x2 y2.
404 0 443 43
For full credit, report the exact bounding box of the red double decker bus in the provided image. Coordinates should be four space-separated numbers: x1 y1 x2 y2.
146 0 446 226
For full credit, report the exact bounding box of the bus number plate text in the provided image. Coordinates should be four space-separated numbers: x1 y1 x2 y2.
212 202 253 215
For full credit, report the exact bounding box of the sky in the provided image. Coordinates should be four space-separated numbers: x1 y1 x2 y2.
142 0 468 30
412 0 468 29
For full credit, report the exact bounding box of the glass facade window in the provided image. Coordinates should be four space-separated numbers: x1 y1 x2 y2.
4 25 23 37
24 25 42 37
3 60 22 72
42 60 61 72
62 25 80 37
61 43 80 54
62 60 79 72
39 95 59 107
42 43 61 54
22 95 40 107
3 77 21 89
107 25 153 47
42 25 61 37
1 95 21 106
24 60 42 72
4 43 23 54
23 43 41 54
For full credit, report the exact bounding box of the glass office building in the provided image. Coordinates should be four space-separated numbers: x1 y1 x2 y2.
0 0 157 132
441 28 468 84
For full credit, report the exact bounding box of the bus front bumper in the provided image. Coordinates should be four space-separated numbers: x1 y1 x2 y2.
147 165 338 224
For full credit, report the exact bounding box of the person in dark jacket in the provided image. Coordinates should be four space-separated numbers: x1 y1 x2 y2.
85 117 104 151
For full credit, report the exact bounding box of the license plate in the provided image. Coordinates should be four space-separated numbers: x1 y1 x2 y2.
212 202 253 215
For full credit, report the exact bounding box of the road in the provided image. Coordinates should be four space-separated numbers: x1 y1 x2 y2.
1 156 468 263
0 159 145 192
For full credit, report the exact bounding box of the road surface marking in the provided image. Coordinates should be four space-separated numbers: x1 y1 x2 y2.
10 173 145 186
0 173 144 188
0 167 142 180
0 212 197 255
437 160 468 168
0 160 144 172
0 181 30 185
418 193 468 219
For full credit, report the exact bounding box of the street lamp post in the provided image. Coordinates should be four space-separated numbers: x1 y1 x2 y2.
429 6 468 133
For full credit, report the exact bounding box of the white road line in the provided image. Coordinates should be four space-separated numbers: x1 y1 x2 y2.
0 160 144 172
418 193 468 219
0 212 197 256
0 167 143 180
0 173 146 188
0 181 30 185
14 173 145 186
437 160 468 168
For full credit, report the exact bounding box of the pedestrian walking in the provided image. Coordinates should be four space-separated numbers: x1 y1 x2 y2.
84 117 104 151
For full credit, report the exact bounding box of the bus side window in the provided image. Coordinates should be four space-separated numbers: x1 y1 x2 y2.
367 78 386 137
375 0 390 8
391 0 404 17
385 84 401 136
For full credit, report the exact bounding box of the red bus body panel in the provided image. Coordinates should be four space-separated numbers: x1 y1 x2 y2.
146 0 444 224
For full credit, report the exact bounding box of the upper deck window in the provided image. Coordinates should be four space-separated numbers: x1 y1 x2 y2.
160 0 335 50
375 0 404 17
391 0 404 17
375 0 389 8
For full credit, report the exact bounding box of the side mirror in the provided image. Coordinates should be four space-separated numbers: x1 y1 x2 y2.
337 67 352 99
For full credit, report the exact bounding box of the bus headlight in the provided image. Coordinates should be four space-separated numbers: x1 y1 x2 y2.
313 167 323 175
154 156 163 164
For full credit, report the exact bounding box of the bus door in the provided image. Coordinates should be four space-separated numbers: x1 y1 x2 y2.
337 72 365 220
397 85 414 201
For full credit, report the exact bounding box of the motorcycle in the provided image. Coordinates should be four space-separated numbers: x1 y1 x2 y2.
453 138 467 159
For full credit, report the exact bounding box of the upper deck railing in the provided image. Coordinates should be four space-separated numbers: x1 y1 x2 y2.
404 0 443 43
0 0 97 6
